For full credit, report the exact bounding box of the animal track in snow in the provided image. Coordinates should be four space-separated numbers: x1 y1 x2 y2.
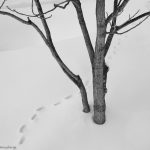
64 95 72 100
19 124 26 133
36 106 45 112
19 136 25 145
31 114 37 120
54 102 61 106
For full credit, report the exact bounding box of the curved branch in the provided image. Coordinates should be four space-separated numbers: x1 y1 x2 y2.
116 15 149 34
0 10 31 24
72 0 94 65
7 5 52 19
7 6 38 17
105 0 118 57
0 10 47 44
106 0 130 25
116 11 150 31
0 0 7 9
5 0 69 19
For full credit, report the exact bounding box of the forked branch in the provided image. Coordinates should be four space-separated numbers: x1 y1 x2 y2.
106 11 150 35
4 0 70 19
0 0 6 9
105 0 118 57
106 0 130 25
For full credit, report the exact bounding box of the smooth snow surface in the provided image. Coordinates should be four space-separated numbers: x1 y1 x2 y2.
0 0 150 150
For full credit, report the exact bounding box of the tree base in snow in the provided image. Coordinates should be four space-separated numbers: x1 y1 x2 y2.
93 111 105 124
93 104 106 124
83 106 90 113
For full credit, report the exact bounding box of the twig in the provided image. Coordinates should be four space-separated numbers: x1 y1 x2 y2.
116 15 149 34
0 0 7 9
106 0 130 25
6 0 70 19
128 9 140 20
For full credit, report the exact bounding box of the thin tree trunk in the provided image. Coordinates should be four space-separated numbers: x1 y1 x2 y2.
93 0 106 124
34 0 90 112
77 76 90 112
72 0 94 66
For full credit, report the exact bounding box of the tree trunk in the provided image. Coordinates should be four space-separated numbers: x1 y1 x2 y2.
92 54 106 124
93 0 106 124
34 0 90 113
76 76 90 112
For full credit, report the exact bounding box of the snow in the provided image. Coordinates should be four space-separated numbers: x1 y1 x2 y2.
15 79 150 150
0 37 91 145
0 0 150 150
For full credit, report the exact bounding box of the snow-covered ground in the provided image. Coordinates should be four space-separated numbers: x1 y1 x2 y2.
0 0 150 150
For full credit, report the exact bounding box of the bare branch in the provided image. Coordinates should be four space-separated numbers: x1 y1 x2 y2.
0 10 30 24
32 0 38 16
31 0 53 20
104 0 118 57
114 0 118 8
36 0 70 16
7 6 38 17
106 0 130 25
54 1 70 9
71 0 94 65
116 11 150 31
0 0 7 9
27 17 48 43
116 15 149 34
106 12 112 27
128 10 140 20
34 0 80 81
0 10 47 43
6 0 70 20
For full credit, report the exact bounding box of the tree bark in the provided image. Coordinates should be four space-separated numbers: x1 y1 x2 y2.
93 0 106 124
72 0 94 66
77 76 90 112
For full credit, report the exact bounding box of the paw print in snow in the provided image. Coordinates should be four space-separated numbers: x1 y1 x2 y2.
64 95 72 100
31 114 37 120
36 106 45 112
19 124 27 133
19 136 25 145
54 102 61 106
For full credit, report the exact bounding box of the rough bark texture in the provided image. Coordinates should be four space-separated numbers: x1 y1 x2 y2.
72 0 94 66
93 0 106 124
77 76 90 112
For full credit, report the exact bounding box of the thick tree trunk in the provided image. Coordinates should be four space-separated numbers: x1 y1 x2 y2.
92 53 106 124
93 0 106 124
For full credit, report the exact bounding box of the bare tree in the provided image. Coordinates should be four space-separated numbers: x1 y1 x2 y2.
0 0 150 124
72 0 150 124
